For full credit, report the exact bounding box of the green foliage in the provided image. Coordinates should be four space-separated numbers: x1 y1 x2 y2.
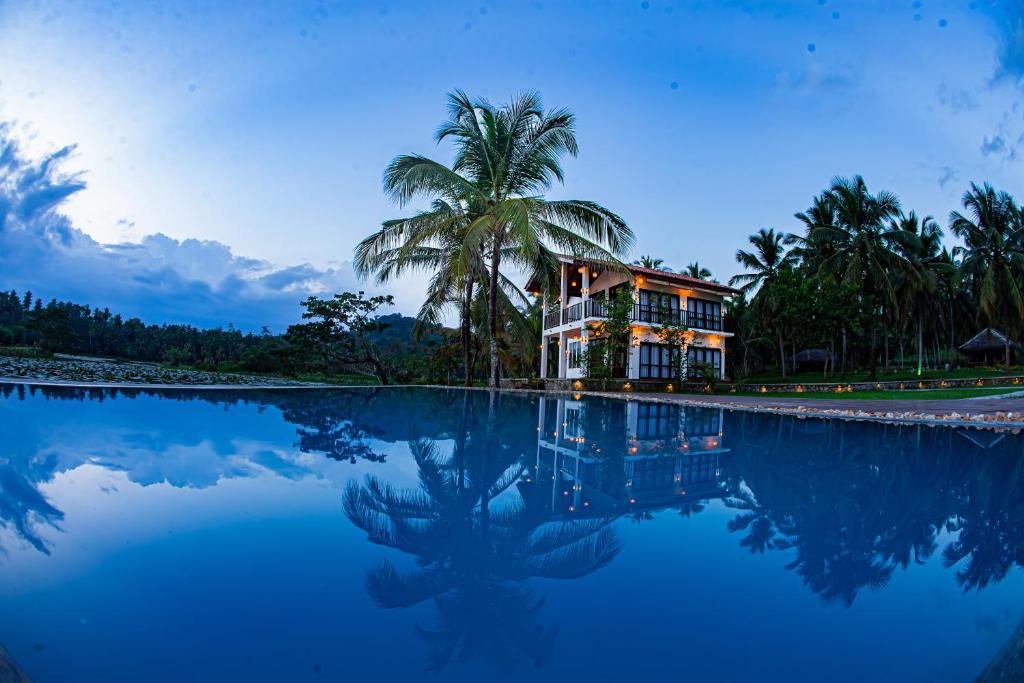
367 90 634 387
729 175 1024 381
583 286 633 379
285 292 396 384
0 288 442 382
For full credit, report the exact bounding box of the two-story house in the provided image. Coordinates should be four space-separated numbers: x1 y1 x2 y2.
529 255 738 381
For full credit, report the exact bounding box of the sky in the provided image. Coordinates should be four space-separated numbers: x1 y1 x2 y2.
1 0 1023 330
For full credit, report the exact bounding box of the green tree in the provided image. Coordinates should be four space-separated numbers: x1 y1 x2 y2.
891 211 950 375
633 255 670 270
683 261 712 280
377 91 633 388
584 285 634 379
805 175 904 380
729 227 795 377
950 182 1024 371
285 292 395 383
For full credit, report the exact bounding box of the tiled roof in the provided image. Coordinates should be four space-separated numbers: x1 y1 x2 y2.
625 264 739 295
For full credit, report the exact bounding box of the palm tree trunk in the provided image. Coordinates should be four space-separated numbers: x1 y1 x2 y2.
868 312 879 381
841 326 848 376
777 329 786 380
1006 336 1012 373
462 278 474 387
916 318 924 377
487 240 501 389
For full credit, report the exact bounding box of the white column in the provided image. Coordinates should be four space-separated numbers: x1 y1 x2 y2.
720 346 727 380
540 292 549 379
628 330 640 380
558 331 568 378
540 336 549 379
581 265 590 305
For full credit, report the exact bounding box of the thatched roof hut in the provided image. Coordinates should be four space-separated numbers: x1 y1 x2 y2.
789 348 832 370
958 328 1020 364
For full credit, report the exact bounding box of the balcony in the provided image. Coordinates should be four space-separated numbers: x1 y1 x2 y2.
542 300 723 332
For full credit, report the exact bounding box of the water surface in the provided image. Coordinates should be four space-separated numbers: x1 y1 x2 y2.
1 384 1022 682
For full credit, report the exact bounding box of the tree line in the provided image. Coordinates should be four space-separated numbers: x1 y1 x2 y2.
0 289 447 384
726 177 1024 379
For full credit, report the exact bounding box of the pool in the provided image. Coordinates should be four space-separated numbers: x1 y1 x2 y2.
1 384 1022 682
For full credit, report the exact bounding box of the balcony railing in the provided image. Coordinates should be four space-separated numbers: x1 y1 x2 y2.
542 301 723 331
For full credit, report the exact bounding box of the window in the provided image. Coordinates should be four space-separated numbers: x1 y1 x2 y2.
639 342 679 379
638 289 680 324
687 298 722 330
687 347 721 377
567 339 582 369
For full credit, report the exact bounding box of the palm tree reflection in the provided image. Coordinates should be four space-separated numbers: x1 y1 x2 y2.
344 418 620 671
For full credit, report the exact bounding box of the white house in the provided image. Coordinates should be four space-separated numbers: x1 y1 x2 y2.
528 256 738 381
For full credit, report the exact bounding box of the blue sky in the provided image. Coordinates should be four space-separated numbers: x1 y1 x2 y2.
1 0 1022 329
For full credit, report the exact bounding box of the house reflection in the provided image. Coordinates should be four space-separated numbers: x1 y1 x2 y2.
525 396 732 517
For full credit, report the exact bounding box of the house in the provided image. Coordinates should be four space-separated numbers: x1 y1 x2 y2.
527 255 738 381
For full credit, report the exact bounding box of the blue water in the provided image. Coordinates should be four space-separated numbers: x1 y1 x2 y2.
1 384 1022 682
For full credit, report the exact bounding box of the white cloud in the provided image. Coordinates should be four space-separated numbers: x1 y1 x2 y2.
0 122 387 331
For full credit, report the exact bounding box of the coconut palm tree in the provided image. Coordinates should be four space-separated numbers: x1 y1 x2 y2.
355 199 486 386
377 91 633 388
790 193 839 273
683 261 712 280
729 228 796 377
891 211 950 375
728 228 793 294
806 175 904 380
633 255 669 270
950 182 1024 371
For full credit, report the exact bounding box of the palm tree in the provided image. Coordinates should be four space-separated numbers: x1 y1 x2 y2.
729 227 795 377
806 175 904 380
728 228 793 293
633 255 670 271
355 199 485 386
891 211 950 376
683 261 712 280
378 91 633 388
950 182 1024 371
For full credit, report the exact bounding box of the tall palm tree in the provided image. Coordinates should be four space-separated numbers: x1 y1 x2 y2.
683 261 712 280
377 91 633 388
633 255 669 271
790 193 839 273
356 199 485 386
729 227 795 377
807 175 904 380
728 228 793 293
950 182 1024 371
891 211 950 376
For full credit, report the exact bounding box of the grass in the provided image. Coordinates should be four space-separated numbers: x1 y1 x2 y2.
741 367 1020 385
0 345 49 359
723 386 1016 401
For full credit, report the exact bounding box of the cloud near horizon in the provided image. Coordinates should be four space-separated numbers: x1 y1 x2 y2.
0 124 378 332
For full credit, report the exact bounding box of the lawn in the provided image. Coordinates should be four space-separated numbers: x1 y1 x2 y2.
724 386 1017 401
740 367 1019 385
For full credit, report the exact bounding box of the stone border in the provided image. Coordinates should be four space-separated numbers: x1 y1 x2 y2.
577 391 1024 431
502 374 1024 394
